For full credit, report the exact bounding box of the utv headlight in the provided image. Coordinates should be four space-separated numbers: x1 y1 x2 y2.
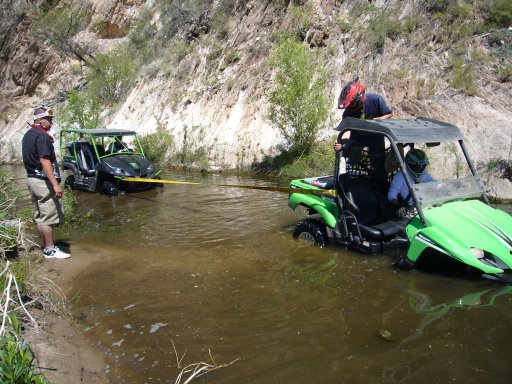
473 248 510 270
111 167 131 176
471 248 485 259
146 163 155 173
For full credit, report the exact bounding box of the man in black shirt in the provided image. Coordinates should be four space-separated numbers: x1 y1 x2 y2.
22 106 70 259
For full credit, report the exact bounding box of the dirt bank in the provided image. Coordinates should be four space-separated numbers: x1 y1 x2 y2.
24 245 107 383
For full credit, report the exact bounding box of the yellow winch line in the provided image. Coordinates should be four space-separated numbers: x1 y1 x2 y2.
121 177 337 197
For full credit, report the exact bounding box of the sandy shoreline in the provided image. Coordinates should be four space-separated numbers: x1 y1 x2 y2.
24 246 107 383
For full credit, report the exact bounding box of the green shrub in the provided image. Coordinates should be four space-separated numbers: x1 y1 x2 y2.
362 6 404 50
281 139 335 178
224 49 240 65
289 2 314 31
449 56 477 96
172 125 209 170
139 131 175 166
0 315 48 384
57 89 103 130
497 65 512 83
62 187 78 226
0 168 20 258
334 16 351 33
483 0 512 28
157 0 209 40
87 44 138 104
267 35 329 155
32 2 93 66
211 0 235 39
128 7 159 63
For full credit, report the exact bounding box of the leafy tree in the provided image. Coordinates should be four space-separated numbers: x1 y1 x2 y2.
86 45 138 104
57 89 103 130
32 2 94 67
267 36 329 154
138 131 174 166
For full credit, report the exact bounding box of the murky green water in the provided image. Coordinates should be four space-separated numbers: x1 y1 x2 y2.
7 165 512 383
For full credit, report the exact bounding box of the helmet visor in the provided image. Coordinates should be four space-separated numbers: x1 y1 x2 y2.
407 163 427 175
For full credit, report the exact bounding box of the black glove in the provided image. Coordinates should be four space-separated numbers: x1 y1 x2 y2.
396 206 408 218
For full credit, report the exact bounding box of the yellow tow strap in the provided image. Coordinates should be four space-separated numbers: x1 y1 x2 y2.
121 177 337 198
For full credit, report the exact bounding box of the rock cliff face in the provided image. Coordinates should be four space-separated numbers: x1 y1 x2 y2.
0 0 510 196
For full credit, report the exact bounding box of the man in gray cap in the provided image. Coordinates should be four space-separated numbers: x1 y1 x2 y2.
22 106 70 259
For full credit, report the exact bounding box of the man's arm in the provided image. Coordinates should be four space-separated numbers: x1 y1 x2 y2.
374 112 393 120
40 157 63 198
387 172 403 203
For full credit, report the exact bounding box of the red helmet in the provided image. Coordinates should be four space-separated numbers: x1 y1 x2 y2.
338 82 365 109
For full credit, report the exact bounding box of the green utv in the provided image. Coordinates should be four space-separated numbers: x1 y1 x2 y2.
60 129 161 196
288 117 512 284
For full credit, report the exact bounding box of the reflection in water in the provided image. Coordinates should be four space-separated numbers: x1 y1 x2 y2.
400 281 512 348
5 165 512 384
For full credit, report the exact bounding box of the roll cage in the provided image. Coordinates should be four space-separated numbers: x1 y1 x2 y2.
59 128 147 165
335 117 489 227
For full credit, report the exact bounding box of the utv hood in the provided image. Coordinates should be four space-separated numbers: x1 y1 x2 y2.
408 200 512 276
99 154 156 177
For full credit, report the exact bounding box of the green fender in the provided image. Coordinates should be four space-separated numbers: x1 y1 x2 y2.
288 192 338 228
406 205 508 275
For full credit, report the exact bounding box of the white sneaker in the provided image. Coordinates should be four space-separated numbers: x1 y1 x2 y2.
43 246 71 259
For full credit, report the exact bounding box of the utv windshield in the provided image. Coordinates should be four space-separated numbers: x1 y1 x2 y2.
411 176 486 209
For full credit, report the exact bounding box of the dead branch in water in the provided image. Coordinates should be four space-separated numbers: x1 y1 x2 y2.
172 341 239 384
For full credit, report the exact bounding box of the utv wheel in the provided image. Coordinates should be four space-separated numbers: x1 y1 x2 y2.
293 220 327 247
100 180 118 196
64 175 76 190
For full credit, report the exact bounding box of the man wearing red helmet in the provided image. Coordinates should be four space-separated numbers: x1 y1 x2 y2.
336 81 393 120
334 81 393 179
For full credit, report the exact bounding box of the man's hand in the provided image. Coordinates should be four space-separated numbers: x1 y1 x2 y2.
333 138 349 153
52 183 63 198
40 157 63 199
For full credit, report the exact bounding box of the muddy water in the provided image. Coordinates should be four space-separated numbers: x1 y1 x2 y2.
7 165 512 383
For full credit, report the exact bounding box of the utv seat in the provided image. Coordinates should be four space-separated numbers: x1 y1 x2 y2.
76 142 97 176
344 179 405 241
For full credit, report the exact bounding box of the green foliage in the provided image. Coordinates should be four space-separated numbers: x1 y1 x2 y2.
87 44 138 104
425 0 451 13
281 139 335 178
173 125 209 170
334 16 351 33
0 315 49 384
207 44 223 63
497 65 512 83
211 0 236 39
156 0 209 40
363 6 404 50
57 89 103 130
128 7 159 63
32 2 93 66
62 187 78 226
254 139 334 177
483 0 512 28
0 168 19 220
224 49 240 66
138 131 175 166
267 35 329 154
449 56 477 96
289 2 314 31
0 168 20 258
